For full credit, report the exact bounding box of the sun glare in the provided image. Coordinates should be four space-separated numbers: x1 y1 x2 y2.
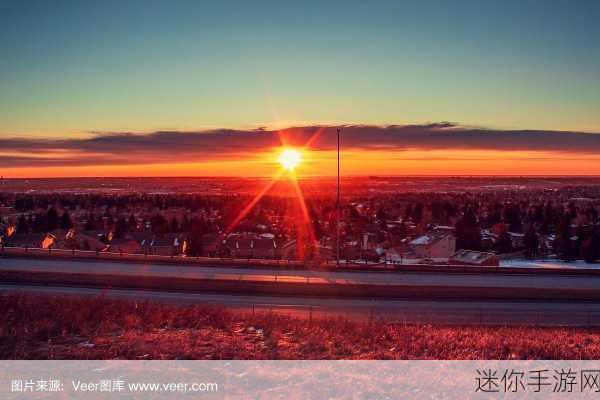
278 148 302 171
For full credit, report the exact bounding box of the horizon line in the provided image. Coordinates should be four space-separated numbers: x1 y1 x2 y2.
3 174 600 180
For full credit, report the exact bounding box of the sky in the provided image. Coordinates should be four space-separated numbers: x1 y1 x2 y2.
1 0 599 177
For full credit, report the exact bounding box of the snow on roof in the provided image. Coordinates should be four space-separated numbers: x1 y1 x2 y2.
450 249 496 263
409 231 452 246
434 225 454 231
409 235 432 246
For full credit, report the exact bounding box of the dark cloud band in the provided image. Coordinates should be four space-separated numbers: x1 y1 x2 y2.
0 123 599 167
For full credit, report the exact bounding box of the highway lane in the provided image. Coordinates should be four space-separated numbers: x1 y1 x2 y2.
1 257 600 290
2 283 600 326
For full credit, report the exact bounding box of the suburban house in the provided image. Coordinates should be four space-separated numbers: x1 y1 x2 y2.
83 229 110 241
146 234 187 256
107 237 144 254
4 232 56 249
0 206 15 218
224 233 278 259
385 238 412 262
509 232 525 249
280 239 334 261
200 233 221 257
480 229 498 250
409 231 456 259
449 249 499 266
50 229 107 252
0 224 14 245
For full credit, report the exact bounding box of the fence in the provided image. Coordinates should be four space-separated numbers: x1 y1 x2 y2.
0 245 307 268
0 245 426 271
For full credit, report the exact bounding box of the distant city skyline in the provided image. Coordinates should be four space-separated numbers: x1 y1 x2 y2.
1 1 599 177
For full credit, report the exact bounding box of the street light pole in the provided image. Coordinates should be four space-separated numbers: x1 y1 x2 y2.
336 127 341 267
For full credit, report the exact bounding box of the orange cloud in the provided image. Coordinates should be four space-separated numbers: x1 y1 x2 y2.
2 123 600 177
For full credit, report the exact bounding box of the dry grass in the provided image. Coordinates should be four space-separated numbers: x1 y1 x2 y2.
1 293 599 359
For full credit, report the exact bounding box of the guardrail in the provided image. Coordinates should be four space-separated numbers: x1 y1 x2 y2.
0 245 307 268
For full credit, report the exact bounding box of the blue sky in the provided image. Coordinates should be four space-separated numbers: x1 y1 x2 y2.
1 0 599 137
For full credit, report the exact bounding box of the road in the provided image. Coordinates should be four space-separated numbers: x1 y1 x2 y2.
1 257 600 289
3 257 600 325
2 283 600 326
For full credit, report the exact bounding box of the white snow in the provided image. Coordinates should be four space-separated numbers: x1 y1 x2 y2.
409 235 432 245
501 259 600 270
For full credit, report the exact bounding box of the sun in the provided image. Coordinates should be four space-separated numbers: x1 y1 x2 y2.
277 148 303 171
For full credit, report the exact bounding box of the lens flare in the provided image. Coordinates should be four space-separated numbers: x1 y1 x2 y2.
278 148 302 171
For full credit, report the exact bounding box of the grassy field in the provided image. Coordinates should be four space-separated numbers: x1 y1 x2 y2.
1 293 599 359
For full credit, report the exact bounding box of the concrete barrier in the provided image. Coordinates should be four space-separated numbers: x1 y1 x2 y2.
2 245 600 276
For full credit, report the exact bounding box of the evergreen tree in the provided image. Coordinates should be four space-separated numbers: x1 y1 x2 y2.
114 217 128 239
495 231 513 254
181 215 190 231
505 205 522 233
151 214 169 236
404 204 413 221
555 214 575 261
523 226 539 258
412 203 424 225
84 213 96 231
169 216 180 233
128 215 137 231
46 207 58 232
455 208 481 251
32 213 45 233
186 236 204 257
376 207 388 224
105 213 114 229
582 228 600 263
17 214 29 233
60 211 73 230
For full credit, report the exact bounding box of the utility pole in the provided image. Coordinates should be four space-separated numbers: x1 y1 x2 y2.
336 127 341 267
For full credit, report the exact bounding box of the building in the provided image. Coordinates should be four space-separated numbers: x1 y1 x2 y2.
72 231 107 251
508 232 525 249
107 238 144 254
449 249 499 266
224 233 278 259
50 229 106 251
385 238 412 262
4 232 55 249
200 233 221 257
280 239 334 261
0 206 15 218
146 234 186 256
409 232 456 259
